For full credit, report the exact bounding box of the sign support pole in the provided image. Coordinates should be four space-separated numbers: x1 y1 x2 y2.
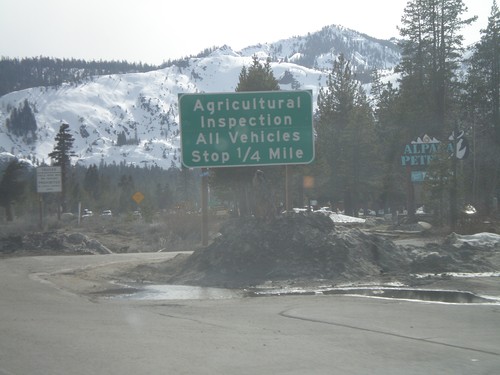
406 165 415 222
285 165 291 212
201 168 209 246
38 194 43 230
450 123 459 231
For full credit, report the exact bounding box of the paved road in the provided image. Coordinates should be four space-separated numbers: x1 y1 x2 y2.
1 254 499 375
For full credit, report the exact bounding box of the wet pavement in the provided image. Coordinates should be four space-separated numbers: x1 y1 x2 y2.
1 254 499 375
113 282 500 305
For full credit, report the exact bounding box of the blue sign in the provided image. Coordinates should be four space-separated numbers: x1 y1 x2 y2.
401 132 469 167
411 171 427 182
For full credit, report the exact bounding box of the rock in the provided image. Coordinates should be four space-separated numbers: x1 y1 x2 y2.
66 233 88 244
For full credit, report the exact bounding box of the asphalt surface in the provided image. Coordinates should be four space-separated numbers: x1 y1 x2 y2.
1 254 500 375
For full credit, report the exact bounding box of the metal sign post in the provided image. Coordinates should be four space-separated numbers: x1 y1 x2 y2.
36 166 62 228
179 90 315 246
201 168 209 246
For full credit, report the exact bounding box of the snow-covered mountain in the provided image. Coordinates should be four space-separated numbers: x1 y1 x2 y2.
0 24 401 169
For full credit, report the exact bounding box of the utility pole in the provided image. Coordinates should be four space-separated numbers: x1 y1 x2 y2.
450 124 459 231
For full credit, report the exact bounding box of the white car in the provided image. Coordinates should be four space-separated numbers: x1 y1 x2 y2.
82 209 93 219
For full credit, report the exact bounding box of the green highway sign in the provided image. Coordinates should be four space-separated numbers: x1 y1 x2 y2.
179 90 314 168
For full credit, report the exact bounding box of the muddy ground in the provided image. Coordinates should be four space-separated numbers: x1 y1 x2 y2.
1 212 500 297
117 213 500 292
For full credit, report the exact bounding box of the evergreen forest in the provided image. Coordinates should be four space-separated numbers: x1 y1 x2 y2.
0 159 201 223
1 0 499 231
0 47 220 97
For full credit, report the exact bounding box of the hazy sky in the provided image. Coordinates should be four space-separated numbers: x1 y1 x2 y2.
0 0 495 65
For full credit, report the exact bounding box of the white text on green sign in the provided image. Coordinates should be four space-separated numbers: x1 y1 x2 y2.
179 91 314 167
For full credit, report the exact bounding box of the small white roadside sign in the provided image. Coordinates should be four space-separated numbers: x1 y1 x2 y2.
37 166 62 193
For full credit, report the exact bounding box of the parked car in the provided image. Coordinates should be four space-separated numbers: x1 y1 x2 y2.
82 209 93 219
101 210 113 217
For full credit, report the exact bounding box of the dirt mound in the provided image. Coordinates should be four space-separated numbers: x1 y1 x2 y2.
165 213 412 287
0 231 112 256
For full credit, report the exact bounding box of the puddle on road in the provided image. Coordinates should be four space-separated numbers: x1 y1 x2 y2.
326 288 497 304
247 287 500 304
114 284 243 300
113 284 500 304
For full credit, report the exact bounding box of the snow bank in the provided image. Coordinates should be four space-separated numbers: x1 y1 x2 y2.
447 232 500 248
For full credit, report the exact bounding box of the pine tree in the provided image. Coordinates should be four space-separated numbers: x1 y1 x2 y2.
211 55 281 216
48 122 76 212
397 0 477 137
471 1 500 146
83 164 100 199
373 79 407 216
462 0 500 214
235 55 279 92
315 54 378 216
116 131 127 146
396 0 477 226
5 100 37 142
0 159 27 221
118 174 136 213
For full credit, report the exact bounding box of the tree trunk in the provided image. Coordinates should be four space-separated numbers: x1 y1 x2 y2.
5 203 14 222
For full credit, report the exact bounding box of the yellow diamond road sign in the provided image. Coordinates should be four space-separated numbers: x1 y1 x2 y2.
132 191 144 204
